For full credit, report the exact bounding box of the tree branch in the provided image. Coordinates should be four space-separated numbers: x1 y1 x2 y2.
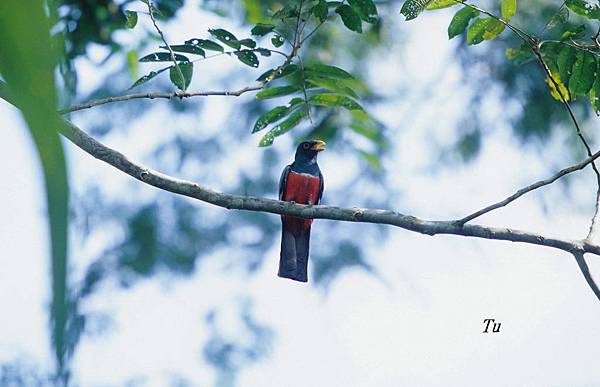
459 148 600 224
59 85 264 114
2 82 600 300
574 252 600 302
61 30 300 115
48 118 600 257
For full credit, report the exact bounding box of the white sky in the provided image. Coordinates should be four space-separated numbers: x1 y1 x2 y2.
1 2 600 387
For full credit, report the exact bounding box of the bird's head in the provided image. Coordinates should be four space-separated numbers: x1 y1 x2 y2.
294 140 326 162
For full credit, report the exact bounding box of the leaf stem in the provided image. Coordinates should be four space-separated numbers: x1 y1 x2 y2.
147 0 186 90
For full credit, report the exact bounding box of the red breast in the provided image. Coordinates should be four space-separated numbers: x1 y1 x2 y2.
282 171 321 235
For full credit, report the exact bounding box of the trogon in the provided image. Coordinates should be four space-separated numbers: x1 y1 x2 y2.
278 140 325 282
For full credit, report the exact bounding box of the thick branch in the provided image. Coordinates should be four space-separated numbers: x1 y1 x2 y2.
49 119 598 256
14 108 585 258
3 82 600 300
459 148 600 224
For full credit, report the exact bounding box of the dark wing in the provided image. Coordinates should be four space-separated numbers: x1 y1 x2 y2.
278 165 291 200
317 171 324 204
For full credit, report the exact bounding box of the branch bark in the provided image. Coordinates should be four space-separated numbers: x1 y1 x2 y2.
49 118 600 258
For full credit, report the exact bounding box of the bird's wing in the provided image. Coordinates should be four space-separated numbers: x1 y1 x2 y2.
279 165 291 200
317 171 324 204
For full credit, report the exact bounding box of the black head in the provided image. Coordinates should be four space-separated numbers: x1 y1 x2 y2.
294 140 326 162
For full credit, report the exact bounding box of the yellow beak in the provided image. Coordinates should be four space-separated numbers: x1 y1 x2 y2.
311 140 326 152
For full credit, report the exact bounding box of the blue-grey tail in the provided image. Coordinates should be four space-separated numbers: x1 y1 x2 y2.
278 225 310 282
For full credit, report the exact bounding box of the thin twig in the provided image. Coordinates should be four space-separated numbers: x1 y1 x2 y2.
587 192 600 240
147 0 186 89
574 252 600 302
539 40 600 57
62 42 301 114
297 56 313 124
458 148 600 224
190 48 288 65
60 85 264 114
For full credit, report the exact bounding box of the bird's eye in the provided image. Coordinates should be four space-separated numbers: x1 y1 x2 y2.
303 142 310 149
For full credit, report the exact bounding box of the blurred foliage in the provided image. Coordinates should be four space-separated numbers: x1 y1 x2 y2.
2 0 599 385
203 301 274 387
0 0 70 383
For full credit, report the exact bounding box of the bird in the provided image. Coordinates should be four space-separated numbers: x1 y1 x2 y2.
278 140 325 282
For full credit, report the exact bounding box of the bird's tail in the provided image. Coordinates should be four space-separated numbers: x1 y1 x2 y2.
278 225 310 282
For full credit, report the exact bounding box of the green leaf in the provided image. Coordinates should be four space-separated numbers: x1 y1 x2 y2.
251 23 275 36
209 28 241 49
305 63 354 79
350 110 382 143
129 66 170 89
272 5 300 19
185 39 224 52
348 0 378 23
505 44 533 65
238 38 257 48
253 105 290 132
427 0 457 10
308 93 364 110
400 0 434 21
565 0 600 19
557 46 577 85
501 0 517 20
482 18 505 40
256 85 302 99
336 4 363 32
160 44 205 57
466 17 488 45
313 0 329 22
306 74 359 98
256 64 299 81
358 150 383 171
466 17 503 45
235 50 259 67
271 34 285 47
560 24 586 41
139 52 189 62
546 7 569 30
569 50 596 96
259 109 308 146
126 49 139 79
125 10 138 28
255 48 271 56
170 62 193 91
590 61 600 114
448 7 479 39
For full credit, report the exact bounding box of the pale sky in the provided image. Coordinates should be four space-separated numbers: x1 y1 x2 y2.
1 3 600 387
